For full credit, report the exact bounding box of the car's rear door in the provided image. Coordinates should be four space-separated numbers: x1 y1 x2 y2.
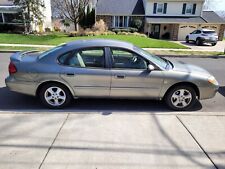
108 47 164 98
60 47 111 97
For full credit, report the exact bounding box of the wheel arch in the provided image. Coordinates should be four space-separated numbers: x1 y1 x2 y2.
163 82 200 100
36 80 75 97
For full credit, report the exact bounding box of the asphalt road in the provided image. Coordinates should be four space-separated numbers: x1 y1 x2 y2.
0 52 225 169
0 53 224 113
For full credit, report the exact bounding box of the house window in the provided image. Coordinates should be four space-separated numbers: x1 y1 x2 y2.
157 3 164 13
186 4 193 14
113 16 129 28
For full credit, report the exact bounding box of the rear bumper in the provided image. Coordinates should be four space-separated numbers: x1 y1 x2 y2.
5 76 37 96
200 38 217 43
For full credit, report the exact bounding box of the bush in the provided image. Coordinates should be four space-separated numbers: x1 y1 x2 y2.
92 19 108 32
130 19 143 31
111 27 138 34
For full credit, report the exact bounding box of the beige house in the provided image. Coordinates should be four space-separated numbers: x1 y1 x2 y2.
0 0 52 32
96 0 225 41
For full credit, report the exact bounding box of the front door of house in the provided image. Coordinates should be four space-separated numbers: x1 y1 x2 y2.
151 24 161 39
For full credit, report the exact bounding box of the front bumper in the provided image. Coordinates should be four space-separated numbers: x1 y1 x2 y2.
199 83 219 100
5 76 38 96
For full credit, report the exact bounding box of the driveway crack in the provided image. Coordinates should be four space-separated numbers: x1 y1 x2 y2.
38 113 70 169
176 115 219 169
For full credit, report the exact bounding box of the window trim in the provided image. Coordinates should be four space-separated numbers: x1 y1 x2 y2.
57 47 108 70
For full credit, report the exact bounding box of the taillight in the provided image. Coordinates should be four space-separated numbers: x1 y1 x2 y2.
8 62 17 75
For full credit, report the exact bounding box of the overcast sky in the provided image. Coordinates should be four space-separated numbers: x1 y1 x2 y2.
205 0 225 11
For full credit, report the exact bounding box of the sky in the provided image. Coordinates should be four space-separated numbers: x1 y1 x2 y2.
204 0 225 11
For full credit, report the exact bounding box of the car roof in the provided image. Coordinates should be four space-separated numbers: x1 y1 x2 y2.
65 39 135 50
198 29 216 32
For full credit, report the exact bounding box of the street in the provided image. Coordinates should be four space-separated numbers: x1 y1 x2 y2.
0 53 225 169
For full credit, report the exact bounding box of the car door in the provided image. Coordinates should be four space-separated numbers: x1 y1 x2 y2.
109 47 164 98
59 47 111 97
189 30 197 41
192 30 201 41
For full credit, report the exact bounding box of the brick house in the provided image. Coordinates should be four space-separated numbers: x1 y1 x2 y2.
96 0 225 41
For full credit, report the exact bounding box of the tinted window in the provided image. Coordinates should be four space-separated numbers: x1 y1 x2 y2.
196 30 201 34
0 13 3 23
203 31 216 34
111 48 147 69
59 48 105 68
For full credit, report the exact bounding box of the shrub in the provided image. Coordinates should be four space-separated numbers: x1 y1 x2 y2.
130 19 143 31
69 31 79 37
93 19 108 32
111 27 138 34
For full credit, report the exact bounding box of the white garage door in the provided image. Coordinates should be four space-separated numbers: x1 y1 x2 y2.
178 25 197 41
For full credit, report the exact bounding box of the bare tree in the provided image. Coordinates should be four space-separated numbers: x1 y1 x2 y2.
52 0 90 31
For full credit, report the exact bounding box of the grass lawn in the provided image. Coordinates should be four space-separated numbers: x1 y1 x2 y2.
0 33 188 49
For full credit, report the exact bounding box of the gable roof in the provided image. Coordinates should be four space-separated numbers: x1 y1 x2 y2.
96 0 145 15
202 11 225 23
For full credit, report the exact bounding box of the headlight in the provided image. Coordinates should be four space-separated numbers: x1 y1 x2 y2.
208 76 219 85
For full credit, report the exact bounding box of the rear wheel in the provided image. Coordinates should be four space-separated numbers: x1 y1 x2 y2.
212 43 217 46
165 85 197 111
39 83 72 109
196 38 202 46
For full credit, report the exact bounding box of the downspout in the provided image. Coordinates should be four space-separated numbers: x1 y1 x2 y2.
2 13 5 24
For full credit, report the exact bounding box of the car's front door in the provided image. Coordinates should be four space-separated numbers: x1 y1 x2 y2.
60 47 111 97
109 48 164 98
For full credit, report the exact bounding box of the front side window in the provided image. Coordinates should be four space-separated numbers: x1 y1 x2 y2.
0 13 3 23
186 4 193 14
157 3 164 13
111 48 148 69
59 48 105 68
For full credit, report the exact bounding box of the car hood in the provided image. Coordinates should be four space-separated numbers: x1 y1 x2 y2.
171 60 211 77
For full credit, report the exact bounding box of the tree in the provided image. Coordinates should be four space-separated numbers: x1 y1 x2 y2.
14 0 45 33
52 0 90 31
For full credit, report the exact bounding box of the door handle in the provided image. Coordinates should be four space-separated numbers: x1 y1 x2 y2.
65 73 75 76
115 75 126 79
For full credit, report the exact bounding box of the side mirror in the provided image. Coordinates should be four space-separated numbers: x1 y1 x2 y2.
148 64 155 71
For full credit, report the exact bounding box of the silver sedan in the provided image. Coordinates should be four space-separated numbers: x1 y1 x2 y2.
5 39 219 110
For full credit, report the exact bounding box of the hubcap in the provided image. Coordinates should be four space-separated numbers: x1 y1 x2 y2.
44 87 66 106
171 89 192 108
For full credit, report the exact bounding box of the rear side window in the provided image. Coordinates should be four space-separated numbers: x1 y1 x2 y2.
58 48 105 68
203 31 216 34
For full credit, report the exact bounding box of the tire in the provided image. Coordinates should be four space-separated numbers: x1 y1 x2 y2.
39 83 72 109
212 43 217 46
165 85 197 111
196 38 202 46
185 37 189 43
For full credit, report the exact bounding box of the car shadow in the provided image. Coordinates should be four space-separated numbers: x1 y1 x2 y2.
219 86 225 98
0 87 202 113
180 41 214 47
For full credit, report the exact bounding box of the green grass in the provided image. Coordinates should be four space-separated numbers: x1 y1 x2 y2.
0 33 188 49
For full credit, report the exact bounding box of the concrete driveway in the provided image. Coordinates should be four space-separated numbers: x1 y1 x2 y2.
177 41 225 52
0 53 225 169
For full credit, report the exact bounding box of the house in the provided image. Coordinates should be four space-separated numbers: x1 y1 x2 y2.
0 0 52 32
96 0 225 41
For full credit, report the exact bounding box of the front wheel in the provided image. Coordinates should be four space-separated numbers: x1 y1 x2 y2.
185 37 189 43
39 83 72 109
165 86 197 111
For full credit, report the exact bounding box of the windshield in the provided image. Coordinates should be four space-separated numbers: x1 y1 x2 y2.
134 46 168 69
38 45 64 59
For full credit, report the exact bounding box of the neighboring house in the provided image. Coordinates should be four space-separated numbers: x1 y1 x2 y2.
0 0 52 32
96 0 225 41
